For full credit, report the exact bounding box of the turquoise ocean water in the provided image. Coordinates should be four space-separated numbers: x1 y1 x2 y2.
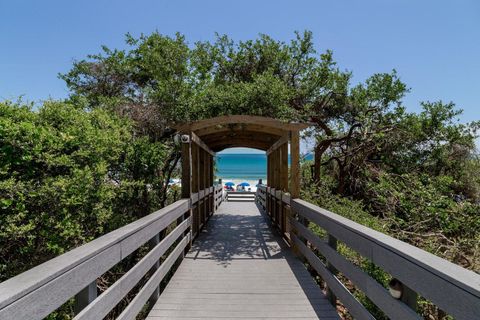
215 153 312 181
216 154 267 180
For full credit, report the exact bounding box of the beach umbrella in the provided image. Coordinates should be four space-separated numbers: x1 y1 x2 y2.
238 182 250 187
225 182 235 186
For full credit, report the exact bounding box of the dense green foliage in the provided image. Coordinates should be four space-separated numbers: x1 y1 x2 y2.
0 100 179 281
303 100 480 271
1 31 478 319
300 101 480 318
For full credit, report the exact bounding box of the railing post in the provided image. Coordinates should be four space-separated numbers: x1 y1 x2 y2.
271 188 276 221
148 229 166 305
74 281 97 314
326 234 338 306
279 192 284 232
266 187 269 215
401 283 418 312
217 179 222 210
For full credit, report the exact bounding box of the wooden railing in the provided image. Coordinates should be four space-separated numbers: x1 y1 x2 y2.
214 183 224 211
190 185 218 238
256 185 291 238
256 185 480 320
0 184 224 320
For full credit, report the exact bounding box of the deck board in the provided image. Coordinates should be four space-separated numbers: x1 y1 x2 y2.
146 202 339 319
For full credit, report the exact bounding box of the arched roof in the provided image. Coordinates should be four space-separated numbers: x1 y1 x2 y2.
174 115 309 152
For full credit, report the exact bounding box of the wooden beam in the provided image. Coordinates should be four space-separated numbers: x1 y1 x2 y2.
209 140 272 152
190 132 215 156
202 131 279 145
195 123 286 138
266 134 289 156
174 115 310 132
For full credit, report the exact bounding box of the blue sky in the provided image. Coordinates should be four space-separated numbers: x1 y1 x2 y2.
1 1 479 154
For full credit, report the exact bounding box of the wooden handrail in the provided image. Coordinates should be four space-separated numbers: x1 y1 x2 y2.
254 186 480 319
291 220 419 319
0 199 188 316
74 218 191 320
4 182 478 320
290 199 480 320
0 184 224 320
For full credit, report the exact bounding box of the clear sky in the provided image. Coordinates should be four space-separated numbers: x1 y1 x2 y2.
1 0 479 154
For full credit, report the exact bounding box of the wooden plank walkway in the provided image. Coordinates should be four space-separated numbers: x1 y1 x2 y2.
147 202 339 319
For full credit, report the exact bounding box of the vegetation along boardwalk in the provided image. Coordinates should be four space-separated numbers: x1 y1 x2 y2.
0 116 479 320
147 202 339 319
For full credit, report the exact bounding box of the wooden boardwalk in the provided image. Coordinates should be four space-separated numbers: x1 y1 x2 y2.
147 202 339 319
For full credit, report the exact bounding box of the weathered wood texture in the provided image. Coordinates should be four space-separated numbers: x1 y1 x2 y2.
291 199 480 320
146 202 339 320
175 115 309 132
0 200 191 320
291 221 419 320
176 115 308 152
190 131 215 156
4 113 479 320
74 218 191 320
255 189 480 319
266 134 289 155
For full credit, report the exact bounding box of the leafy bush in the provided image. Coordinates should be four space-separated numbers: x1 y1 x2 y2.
0 100 175 281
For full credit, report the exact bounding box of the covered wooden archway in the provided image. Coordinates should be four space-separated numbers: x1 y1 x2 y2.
175 115 309 237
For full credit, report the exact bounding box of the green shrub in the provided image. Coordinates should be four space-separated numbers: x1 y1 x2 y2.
0 100 175 281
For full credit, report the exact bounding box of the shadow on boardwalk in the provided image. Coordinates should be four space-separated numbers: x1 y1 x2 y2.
189 203 289 264
148 201 340 319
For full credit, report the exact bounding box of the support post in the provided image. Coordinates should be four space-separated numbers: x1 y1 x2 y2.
192 143 199 237
210 156 212 214
326 234 338 306
216 178 222 211
280 142 288 233
289 130 301 250
401 284 418 312
181 134 192 199
148 233 161 304
273 149 281 226
290 131 300 198
180 133 192 252
266 154 271 216
197 148 202 227
204 150 208 225
209 154 214 216
74 281 97 314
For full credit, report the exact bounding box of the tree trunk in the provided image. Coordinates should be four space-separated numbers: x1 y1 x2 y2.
313 142 330 182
